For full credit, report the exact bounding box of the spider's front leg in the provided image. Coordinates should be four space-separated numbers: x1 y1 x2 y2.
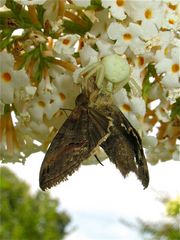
80 62 103 90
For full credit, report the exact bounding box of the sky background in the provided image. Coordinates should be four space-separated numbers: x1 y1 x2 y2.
2 152 180 240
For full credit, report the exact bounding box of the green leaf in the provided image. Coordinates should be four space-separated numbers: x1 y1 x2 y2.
6 0 22 16
0 29 13 51
36 5 45 26
90 0 102 9
171 97 180 120
63 12 92 36
73 52 80 58
4 104 11 114
142 64 156 100
124 83 130 92
0 167 71 240
5 1 41 29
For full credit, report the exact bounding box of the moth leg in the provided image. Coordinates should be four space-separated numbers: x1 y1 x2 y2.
94 154 104 166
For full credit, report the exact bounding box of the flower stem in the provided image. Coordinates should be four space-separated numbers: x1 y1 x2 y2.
28 5 40 25
64 11 86 27
53 59 77 72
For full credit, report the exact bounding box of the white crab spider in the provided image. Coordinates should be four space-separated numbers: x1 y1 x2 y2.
80 54 131 93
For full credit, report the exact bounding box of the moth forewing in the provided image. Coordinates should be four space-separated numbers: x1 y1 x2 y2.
39 91 112 191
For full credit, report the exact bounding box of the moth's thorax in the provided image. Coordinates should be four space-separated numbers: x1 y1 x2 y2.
92 93 113 108
75 92 89 106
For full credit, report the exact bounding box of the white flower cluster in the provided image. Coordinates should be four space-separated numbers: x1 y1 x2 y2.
0 0 179 164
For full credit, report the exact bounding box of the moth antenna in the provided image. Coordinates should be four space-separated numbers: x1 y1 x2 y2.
94 154 104 166
59 108 73 111
59 108 73 117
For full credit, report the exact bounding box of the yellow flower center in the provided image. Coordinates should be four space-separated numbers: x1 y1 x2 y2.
2 72 12 82
138 56 145 66
123 33 132 41
168 19 175 25
145 9 152 19
168 3 177 10
62 39 70 45
116 0 124 7
59 92 66 100
123 103 131 112
164 47 169 56
171 64 179 73
38 101 45 107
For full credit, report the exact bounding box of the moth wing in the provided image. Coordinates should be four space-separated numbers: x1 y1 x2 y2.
101 126 138 176
100 105 149 189
39 106 111 190
88 108 112 150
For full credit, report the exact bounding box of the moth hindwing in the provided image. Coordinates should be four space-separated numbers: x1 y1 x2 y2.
98 102 149 189
39 91 112 190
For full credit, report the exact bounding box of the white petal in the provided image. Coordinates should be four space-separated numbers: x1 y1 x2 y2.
130 38 146 54
29 105 44 122
130 97 146 117
161 73 180 89
79 44 98 66
29 121 49 135
128 23 142 37
0 83 14 104
107 22 125 40
172 145 180 161
113 88 129 106
110 5 126 20
142 135 157 148
171 47 180 63
156 58 172 73
96 39 114 58
141 22 158 40
14 0 47 5
72 0 90 7
113 40 128 55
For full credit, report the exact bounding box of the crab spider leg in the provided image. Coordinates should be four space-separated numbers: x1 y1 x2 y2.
80 62 100 76
106 81 114 92
129 78 141 96
84 64 102 81
96 64 105 89
116 77 130 90
80 62 100 91
83 64 102 90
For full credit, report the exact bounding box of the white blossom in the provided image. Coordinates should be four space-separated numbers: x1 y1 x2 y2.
101 0 127 20
54 34 80 56
113 88 146 130
79 44 99 66
156 47 180 89
14 0 47 5
107 22 146 55
72 0 91 7
125 0 164 29
0 52 29 105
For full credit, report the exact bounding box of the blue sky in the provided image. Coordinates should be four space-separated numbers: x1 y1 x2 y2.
2 152 180 240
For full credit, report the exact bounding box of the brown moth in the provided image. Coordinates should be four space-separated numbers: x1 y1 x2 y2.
39 90 112 190
39 89 149 190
